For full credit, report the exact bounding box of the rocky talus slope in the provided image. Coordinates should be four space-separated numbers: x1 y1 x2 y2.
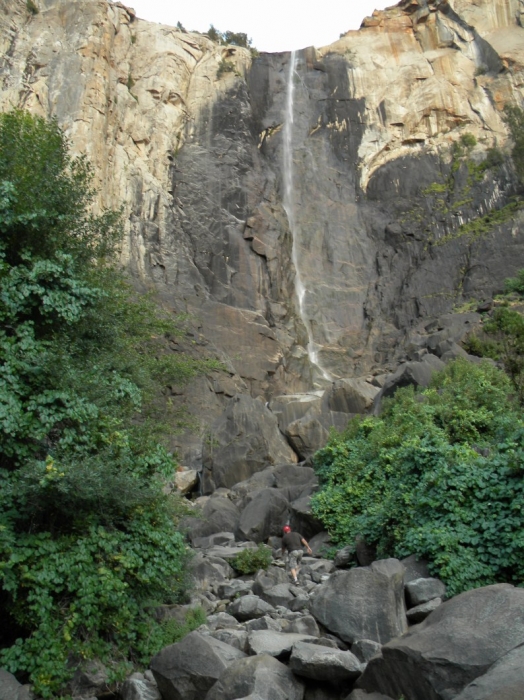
4 461 524 700
2 0 524 466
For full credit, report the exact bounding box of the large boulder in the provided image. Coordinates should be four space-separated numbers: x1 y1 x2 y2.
202 394 297 493
311 559 407 644
358 584 524 700
182 495 240 544
204 654 304 700
0 670 31 700
289 495 324 539
189 553 234 590
289 641 362 681
453 645 524 700
405 577 446 607
237 488 290 542
247 631 318 658
325 378 380 414
373 355 445 414
227 595 276 621
150 631 245 700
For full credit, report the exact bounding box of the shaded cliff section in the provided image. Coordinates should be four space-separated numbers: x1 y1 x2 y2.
2 0 524 467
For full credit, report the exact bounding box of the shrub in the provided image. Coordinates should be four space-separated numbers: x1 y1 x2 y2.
230 544 272 574
311 359 524 596
0 110 218 696
217 59 236 79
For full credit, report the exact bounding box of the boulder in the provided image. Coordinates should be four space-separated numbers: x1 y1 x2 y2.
192 532 235 549
70 660 109 698
252 567 290 598
247 631 318 658
289 641 362 681
209 628 249 653
289 496 324 539
334 545 356 568
453 645 524 700
202 394 297 493
347 692 394 700
325 378 380 414
284 615 320 637
273 465 317 490
227 595 276 621
150 631 245 700
269 393 325 433
120 677 162 700
373 355 445 414
204 654 304 700
174 468 199 495
285 415 330 460
206 612 241 631
405 577 446 607
406 597 442 624
189 554 234 590
244 615 282 632
257 583 296 608
311 559 407 644
358 584 524 700
216 580 253 600
352 640 382 664
0 669 27 700
237 488 291 542
183 496 240 544
309 531 332 557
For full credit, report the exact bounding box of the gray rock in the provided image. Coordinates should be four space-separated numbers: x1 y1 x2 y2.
70 660 109 698
308 531 332 557
334 545 356 568
205 654 304 700
217 580 253 600
290 495 324 539
352 640 382 664
237 488 290 542
189 553 234 590
206 612 241 630
227 595 276 621
373 355 445 414
120 678 162 700
192 532 236 549
150 631 245 700
311 559 407 644
405 577 446 607
202 395 297 493
289 641 362 681
252 566 290 598
259 583 296 608
0 669 26 700
247 630 317 658
244 615 282 632
453 644 524 700
285 415 330 461
273 465 318 490
346 691 394 700
209 628 249 653
325 378 380 414
182 497 240 544
406 597 442 623
285 614 320 637
358 584 524 700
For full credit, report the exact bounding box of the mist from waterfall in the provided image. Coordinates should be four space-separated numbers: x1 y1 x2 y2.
282 50 332 383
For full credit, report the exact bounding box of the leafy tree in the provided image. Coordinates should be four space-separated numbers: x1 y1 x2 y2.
311 359 524 596
0 111 216 696
206 24 252 48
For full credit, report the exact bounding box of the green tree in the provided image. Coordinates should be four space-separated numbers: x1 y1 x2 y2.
311 359 524 596
0 111 215 696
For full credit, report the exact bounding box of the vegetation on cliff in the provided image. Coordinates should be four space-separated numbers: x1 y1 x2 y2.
311 358 524 597
0 111 215 696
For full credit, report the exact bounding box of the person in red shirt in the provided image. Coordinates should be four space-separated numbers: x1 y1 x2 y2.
281 525 312 584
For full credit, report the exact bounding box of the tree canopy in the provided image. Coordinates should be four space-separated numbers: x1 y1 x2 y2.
0 111 215 696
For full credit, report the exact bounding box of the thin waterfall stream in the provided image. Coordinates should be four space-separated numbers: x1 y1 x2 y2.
282 50 332 383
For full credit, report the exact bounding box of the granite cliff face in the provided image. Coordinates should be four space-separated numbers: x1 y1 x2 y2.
2 0 524 467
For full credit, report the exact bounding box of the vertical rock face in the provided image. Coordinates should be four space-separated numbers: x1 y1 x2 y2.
2 0 524 462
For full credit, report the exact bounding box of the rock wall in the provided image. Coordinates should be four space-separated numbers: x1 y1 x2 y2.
2 0 524 465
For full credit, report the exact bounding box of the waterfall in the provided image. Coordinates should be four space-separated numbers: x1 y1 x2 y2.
282 50 332 383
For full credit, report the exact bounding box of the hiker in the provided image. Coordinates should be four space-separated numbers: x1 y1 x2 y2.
281 524 312 584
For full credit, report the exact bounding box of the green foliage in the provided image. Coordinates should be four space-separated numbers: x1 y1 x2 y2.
504 268 524 296
504 105 524 184
484 307 524 404
311 359 524 596
206 25 252 48
230 544 272 574
0 111 217 696
460 132 477 149
26 0 38 14
217 59 236 79
176 21 186 32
